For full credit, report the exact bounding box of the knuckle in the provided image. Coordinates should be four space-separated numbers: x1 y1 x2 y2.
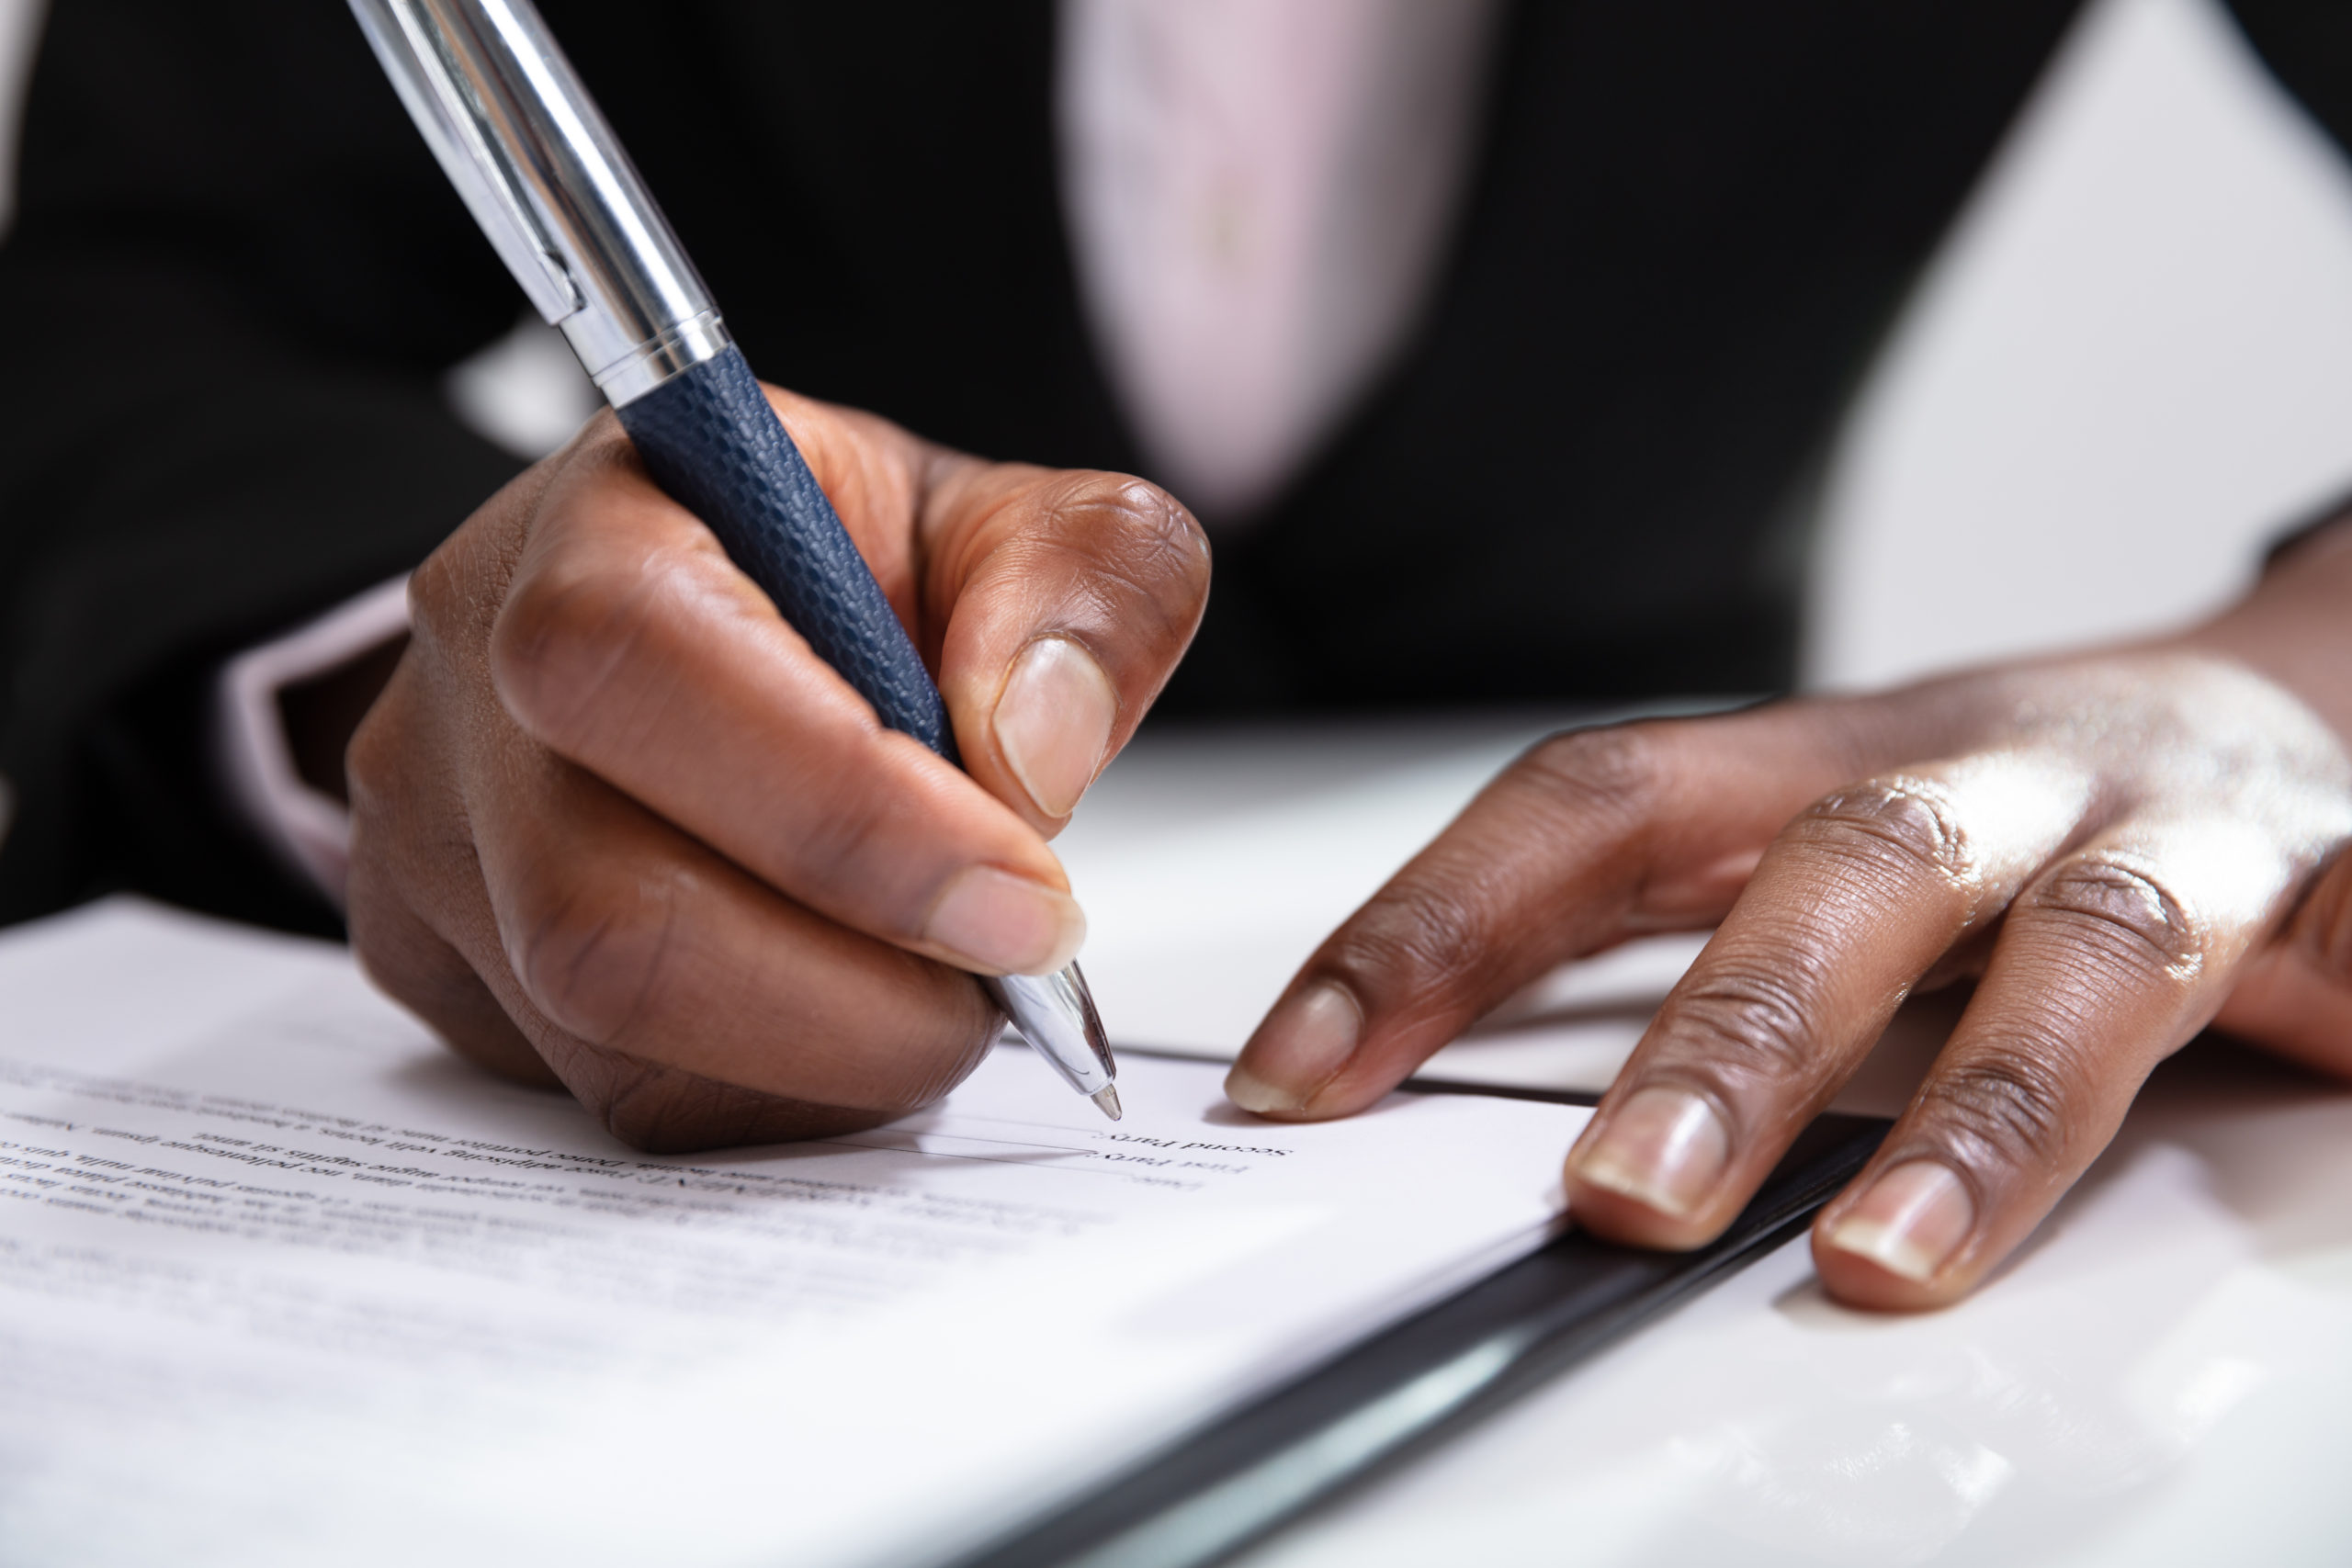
1661 959 1828 1093
505 857 684 1044
1070 477 1211 625
345 878 557 1089
1919 1039 2081 1170
344 694 401 823
404 540 469 651
2025 853 2205 977
491 553 655 741
778 781 901 897
1793 775 1973 884
1329 877 1500 1002
345 676 444 863
408 463 558 659
1521 724 1667 825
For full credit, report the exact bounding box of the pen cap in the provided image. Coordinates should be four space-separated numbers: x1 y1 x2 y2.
348 0 728 405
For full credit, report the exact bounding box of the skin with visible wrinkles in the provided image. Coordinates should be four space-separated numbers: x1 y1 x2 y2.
347 361 2352 1311
345 382 1207 1152
1228 520 2352 1309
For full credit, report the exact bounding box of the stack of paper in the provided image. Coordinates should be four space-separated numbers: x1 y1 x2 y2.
0 900 1587 1568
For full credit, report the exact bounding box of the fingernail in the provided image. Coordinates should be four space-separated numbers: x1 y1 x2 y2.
1568 1088 1730 1219
1823 1161 1974 1283
922 865 1087 976
1227 983 1362 1115
993 637 1118 818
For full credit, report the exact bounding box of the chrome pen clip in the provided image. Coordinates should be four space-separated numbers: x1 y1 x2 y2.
346 0 729 405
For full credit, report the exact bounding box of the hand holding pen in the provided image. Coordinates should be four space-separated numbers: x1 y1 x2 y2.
342 0 1206 1148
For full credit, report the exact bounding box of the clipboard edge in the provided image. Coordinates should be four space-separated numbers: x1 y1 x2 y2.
939 1056 1886 1568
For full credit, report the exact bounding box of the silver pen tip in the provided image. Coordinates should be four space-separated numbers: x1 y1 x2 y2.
1090 1084 1123 1122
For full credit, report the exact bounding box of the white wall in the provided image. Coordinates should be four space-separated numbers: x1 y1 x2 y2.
1805 0 2352 689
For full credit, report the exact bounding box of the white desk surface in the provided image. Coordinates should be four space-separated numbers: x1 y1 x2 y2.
1059 716 2352 1568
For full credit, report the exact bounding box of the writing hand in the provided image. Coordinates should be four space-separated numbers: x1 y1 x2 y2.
1227 526 2352 1309
346 386 1206 1151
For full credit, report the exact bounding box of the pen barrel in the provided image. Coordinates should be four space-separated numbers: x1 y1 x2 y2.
350 0 729 403
619 351 1114 1094
616 346 955 757
357 0 1116 1099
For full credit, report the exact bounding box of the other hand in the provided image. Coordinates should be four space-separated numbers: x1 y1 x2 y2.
1226 526 2352 1309
346 386 1206 1152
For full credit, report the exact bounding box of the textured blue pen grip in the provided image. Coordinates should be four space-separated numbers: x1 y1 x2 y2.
616 345 954 758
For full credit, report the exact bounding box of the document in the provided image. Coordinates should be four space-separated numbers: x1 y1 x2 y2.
0 900 1587 1568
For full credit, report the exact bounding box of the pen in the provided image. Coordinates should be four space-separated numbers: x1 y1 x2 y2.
349 0 1122 1121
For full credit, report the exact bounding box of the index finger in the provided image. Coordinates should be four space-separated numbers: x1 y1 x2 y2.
922 457 1209 835
763 384 1210 835
471 421 1081 980
1223 707 1873 1118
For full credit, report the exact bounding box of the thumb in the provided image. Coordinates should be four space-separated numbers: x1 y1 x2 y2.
924 461 1210 835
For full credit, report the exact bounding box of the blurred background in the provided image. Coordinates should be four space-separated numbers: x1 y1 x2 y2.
7 0 2347 692
1801 0 2352 689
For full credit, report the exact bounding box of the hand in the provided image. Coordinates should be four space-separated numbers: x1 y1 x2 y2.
1225 528 2352 1310
346 386 1206 1152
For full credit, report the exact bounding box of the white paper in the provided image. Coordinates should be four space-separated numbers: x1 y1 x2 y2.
0 900 1587 1568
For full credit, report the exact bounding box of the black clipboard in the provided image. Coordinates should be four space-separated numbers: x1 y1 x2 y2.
944 1074 1889 1568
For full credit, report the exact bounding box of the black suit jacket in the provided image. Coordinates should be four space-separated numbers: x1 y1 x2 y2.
1 0 2346 931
